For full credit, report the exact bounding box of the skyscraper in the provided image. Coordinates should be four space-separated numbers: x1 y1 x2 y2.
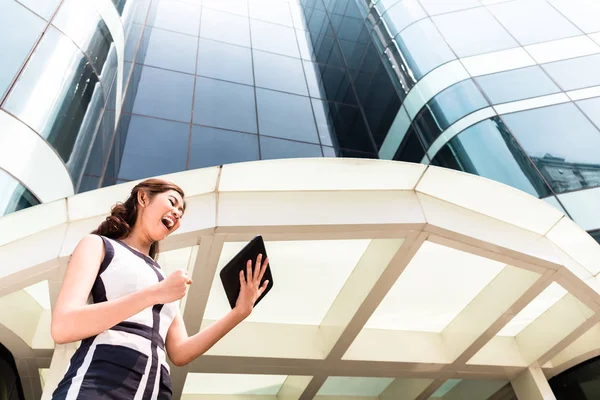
2 0 600 399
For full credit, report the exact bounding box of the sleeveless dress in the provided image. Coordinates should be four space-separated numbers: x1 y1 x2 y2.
51 236 179 400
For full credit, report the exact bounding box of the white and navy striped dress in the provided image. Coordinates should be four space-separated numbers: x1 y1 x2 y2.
52 236 179 400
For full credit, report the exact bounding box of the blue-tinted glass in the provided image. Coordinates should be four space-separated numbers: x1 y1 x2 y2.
132 66 194 122
100 46 118 98
250 19 300 58
189 126 259 169
310 63 355 104
0 169 40 216
79 175 101 193
194 77 257 133
303 61 327 99
53 0 113 78
383 0 426 36
393 126 425 163
84 116 106 178
577 97 600 129
17 0 61 19
330 13 368 43
311 99 335 146
253 50 308 96
256 88 319 143
203 0 248 17
313 31 346 68
502 103 600 194
547 0 600 34
201 8 250 47
105 114 131 179
322 146 337 157
394 18 455 79
488 0 579 45
543 54 600 91
249 0 294 27
432 118 552 197
140 27 198 74
475 66 561 104
124 23 144 63
433 7 517 58
260 136 322 160
327 103 375 152
148 0 201 36
197 39 253 85
0 1 44 99
4 27 105 178
118 115 188 180
414 80 489 147
296 29 316 61
557 188 600 231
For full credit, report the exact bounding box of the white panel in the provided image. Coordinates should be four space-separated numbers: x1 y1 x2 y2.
418 166 564 235
24 280 51 310
0 199 67 248
591 32 600 47
461 47 536 76
493 93 570 115
497 282 567 336
425 107 497 161
0 111 73 202
183 373 286 395
567 85 600 101
366 241 505 332
318 377 393 396
547 217 600 275
219 158 426 192
204 240 370 325
525 35 600 64
404 60 470 118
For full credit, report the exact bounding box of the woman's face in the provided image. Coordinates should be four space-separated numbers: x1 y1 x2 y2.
139 189 184 241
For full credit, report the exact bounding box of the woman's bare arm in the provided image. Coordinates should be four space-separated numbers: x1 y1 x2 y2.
51 235 160 344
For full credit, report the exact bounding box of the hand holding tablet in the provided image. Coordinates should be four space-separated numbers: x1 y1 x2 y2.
220 236 274 311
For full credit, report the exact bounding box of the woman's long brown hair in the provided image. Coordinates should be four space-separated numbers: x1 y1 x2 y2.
91 178 185 260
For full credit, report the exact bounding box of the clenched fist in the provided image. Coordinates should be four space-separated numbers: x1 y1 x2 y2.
153 269 192 304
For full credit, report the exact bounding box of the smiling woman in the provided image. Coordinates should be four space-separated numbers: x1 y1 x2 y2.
49 178 270 400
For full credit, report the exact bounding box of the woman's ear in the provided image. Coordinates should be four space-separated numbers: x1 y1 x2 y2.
137 190 147 207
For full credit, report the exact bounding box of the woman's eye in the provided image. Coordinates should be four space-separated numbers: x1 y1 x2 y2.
169 199 174 206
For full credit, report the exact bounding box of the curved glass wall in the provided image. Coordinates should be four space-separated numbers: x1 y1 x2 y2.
549 355 600 399
0 169 39 217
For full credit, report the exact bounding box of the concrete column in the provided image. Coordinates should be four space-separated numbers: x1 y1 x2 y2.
41 344 77 400
511 365 556 400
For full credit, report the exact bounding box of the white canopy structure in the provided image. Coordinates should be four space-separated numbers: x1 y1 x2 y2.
2 158 600 400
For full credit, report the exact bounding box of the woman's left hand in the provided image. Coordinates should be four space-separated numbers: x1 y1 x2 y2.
235 254 269 318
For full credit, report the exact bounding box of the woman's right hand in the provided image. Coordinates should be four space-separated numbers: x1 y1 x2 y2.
152 269 192 304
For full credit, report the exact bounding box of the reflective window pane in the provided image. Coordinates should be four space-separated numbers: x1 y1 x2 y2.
414 79 489 148
577 97 600 128
17 0 61 20
433 7 518 58
203 0 248 17
148 0 201 36
558 187 600 231
200 8 250 47
488 0 580 45
140 27 198 74
383 0 426 37
260 136 322 160
305 62 355 104
53 0 113 77
393 126 426 163
326 102 375 152
189 126 259 169
502 103 600 194
194 77 257 133
394 18 455 79
197 39 253 85
547 0 600 34
253 50 308 96
118 115 188 180
249 0 293 27
296 29 316 61
4 27 105 177
0 169 40 216
0 1 45 99
432 118 552 197
475 66 561 104
311 98 335 146
542 54 600 91
132 66 194 122
250 19 300 58
256 88 319 143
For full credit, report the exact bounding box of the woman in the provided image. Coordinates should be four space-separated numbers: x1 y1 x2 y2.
50 178 269 399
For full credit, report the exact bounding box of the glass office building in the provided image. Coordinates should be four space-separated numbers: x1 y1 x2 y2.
2 0 600 399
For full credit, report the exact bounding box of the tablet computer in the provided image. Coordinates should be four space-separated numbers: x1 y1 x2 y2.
219 235 274 309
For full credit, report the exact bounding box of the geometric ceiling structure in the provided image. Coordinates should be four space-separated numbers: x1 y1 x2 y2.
1 158 600 400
